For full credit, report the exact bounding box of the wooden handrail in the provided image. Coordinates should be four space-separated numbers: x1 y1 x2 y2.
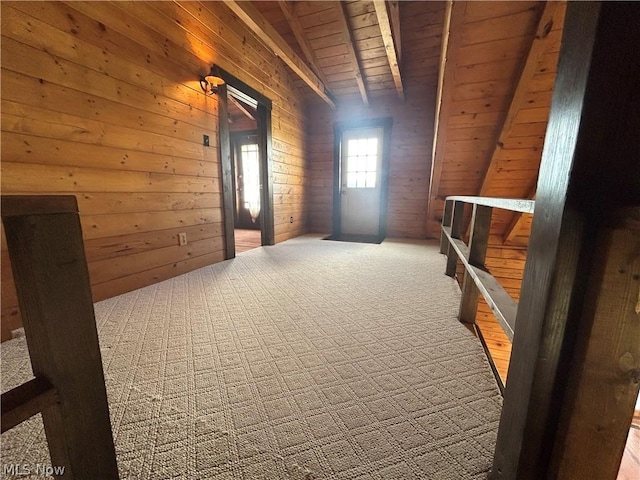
440 196 534 389
445 196 535 214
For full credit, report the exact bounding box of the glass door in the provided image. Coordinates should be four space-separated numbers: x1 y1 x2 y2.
232 133 261 229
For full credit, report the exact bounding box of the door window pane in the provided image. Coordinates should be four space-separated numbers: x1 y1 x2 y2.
345 137 378 189
240 144 261 222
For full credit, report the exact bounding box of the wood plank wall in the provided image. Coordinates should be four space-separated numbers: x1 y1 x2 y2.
308 95 431 237
307 2 445 237
476 3 565 383
429 2 566 383
1 1 309 341
427 1 559 235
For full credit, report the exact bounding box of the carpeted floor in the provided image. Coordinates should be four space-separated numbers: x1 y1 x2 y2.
1 235 502 479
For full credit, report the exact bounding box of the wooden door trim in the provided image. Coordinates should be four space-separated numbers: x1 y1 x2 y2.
214 66 275 257
217 83 235 260
332 117 393 239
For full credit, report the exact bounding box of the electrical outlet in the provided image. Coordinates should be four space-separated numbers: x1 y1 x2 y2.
178 232 188 246
203 134 209 147
290 216 294 223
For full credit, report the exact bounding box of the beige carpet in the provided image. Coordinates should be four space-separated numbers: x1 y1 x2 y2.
1 235 502 479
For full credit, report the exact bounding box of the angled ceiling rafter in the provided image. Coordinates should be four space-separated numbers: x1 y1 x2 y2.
388 1 401 63
229 94 255 121
504 191 536 244
426 0 466 238
225 0 336 109
373 0 404 100
478 1 560 197
335 1 369 106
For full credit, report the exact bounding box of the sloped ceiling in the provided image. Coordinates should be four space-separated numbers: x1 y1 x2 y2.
233 1 444 105
224 1 566 245
427 1 566 244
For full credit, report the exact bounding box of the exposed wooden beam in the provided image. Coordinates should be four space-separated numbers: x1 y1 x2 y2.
373 0 404 100
229 94 255 121
478 1 559 196
335 1 369 106
225 1 335 109
277 1 330 86
503 212 532 245
388 1 401 63
426 0 466 237
503 190 536 244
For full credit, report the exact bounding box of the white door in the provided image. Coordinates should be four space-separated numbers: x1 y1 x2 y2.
340 127 384 236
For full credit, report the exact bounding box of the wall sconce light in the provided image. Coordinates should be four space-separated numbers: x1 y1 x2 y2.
200 74 225 95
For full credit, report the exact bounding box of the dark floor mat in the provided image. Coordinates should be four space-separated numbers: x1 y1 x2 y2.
323 234 384 244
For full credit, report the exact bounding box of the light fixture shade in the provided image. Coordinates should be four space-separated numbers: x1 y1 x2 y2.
200 75 225 95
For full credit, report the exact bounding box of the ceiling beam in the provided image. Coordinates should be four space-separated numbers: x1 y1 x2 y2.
229 94 255 121
478 1 559 196
426 0 466 237
373 0 404 100
503 211 532 245
277 1 330 86
225 0 335 109
503 190 536 244
388 1 401 63
335 1 369 106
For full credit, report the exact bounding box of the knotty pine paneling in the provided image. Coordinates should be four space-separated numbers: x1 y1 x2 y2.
1 1 309 340
426 3 566 385
427 1 551 236
306 1 444 237
307 86 438 238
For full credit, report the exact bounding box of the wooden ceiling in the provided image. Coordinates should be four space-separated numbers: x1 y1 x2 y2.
228 93 257 126
226 1 444 106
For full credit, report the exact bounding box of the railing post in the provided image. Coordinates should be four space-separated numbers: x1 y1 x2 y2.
459 204 492 324
445 200 465 277
1 195 119 479
440 199 453 254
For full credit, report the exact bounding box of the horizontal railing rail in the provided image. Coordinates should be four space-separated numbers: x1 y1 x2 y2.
444 196 535 214
440 196 535 390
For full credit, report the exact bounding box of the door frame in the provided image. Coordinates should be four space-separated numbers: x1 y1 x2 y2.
332 117 393 239
214 66 274 259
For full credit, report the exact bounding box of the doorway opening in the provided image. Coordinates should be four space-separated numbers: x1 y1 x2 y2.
229 116 260 252
214 66 274 258
331 118 392 243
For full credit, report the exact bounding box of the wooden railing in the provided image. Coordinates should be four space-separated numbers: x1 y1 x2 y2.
0 195 119 479
440 195 535 389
